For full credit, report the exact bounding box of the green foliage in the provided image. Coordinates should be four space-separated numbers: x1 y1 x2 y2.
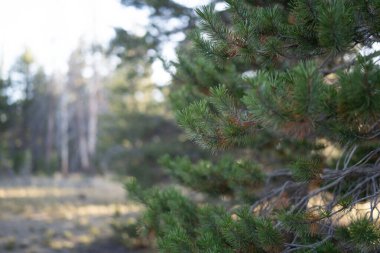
124 179 286 253
98 59 209 184
255 218 283 252
116 0 380 252
315 241 341 253
347 218 380 252
0 78 11 131
242 61 329 138
290 157 322 182
337 57 380 128
278 211 315 238
317 0 354 52
177 86 257 150
125 181 198 238
160 155 264 199
110 217 151 249
158 225 195 253
99 110 206 184
0 50 62 174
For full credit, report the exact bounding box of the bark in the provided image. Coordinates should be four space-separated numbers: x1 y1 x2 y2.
58 89 69 175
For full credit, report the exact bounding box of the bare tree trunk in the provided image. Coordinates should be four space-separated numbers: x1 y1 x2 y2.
87 63 98 160
59 90 69 175
45 104 54 167
77 99 90 171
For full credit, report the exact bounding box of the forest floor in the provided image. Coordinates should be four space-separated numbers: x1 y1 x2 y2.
0 174 153 253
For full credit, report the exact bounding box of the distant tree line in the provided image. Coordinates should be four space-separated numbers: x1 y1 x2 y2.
0 44 102 175
0 31 207 181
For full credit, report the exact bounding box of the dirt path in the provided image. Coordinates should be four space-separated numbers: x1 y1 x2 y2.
0 175 151 253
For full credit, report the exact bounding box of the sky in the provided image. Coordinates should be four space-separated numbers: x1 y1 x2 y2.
0 0 152 75
0 0 213 86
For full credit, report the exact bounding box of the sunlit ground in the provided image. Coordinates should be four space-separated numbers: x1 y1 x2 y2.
0 175 149 253
308 193 380 226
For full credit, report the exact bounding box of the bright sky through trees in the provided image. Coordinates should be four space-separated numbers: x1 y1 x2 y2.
0 0 213 85
0 0 149 75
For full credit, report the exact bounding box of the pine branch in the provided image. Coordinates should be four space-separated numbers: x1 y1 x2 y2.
321 50 380 75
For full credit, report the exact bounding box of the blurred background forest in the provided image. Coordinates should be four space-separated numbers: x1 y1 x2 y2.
0 0 215 184
0 0 216 252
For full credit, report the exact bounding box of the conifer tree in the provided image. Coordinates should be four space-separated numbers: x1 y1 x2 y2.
124 1 380 252
0 77 14 173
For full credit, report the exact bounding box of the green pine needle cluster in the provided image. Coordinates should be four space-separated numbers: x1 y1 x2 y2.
160 155 264 199
177 85 258 150
123 182 286 253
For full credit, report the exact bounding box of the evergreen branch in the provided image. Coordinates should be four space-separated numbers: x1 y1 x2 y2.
251 147 380 219
195 4 231 43
321 50 380 75
123 1 380 251
284 235 333 252
250 181 306 214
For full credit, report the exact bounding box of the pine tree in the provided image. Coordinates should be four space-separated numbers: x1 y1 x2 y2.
124 1 380 252
0 77 14 174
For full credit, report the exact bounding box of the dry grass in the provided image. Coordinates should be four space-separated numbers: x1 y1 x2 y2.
0 174 146 253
